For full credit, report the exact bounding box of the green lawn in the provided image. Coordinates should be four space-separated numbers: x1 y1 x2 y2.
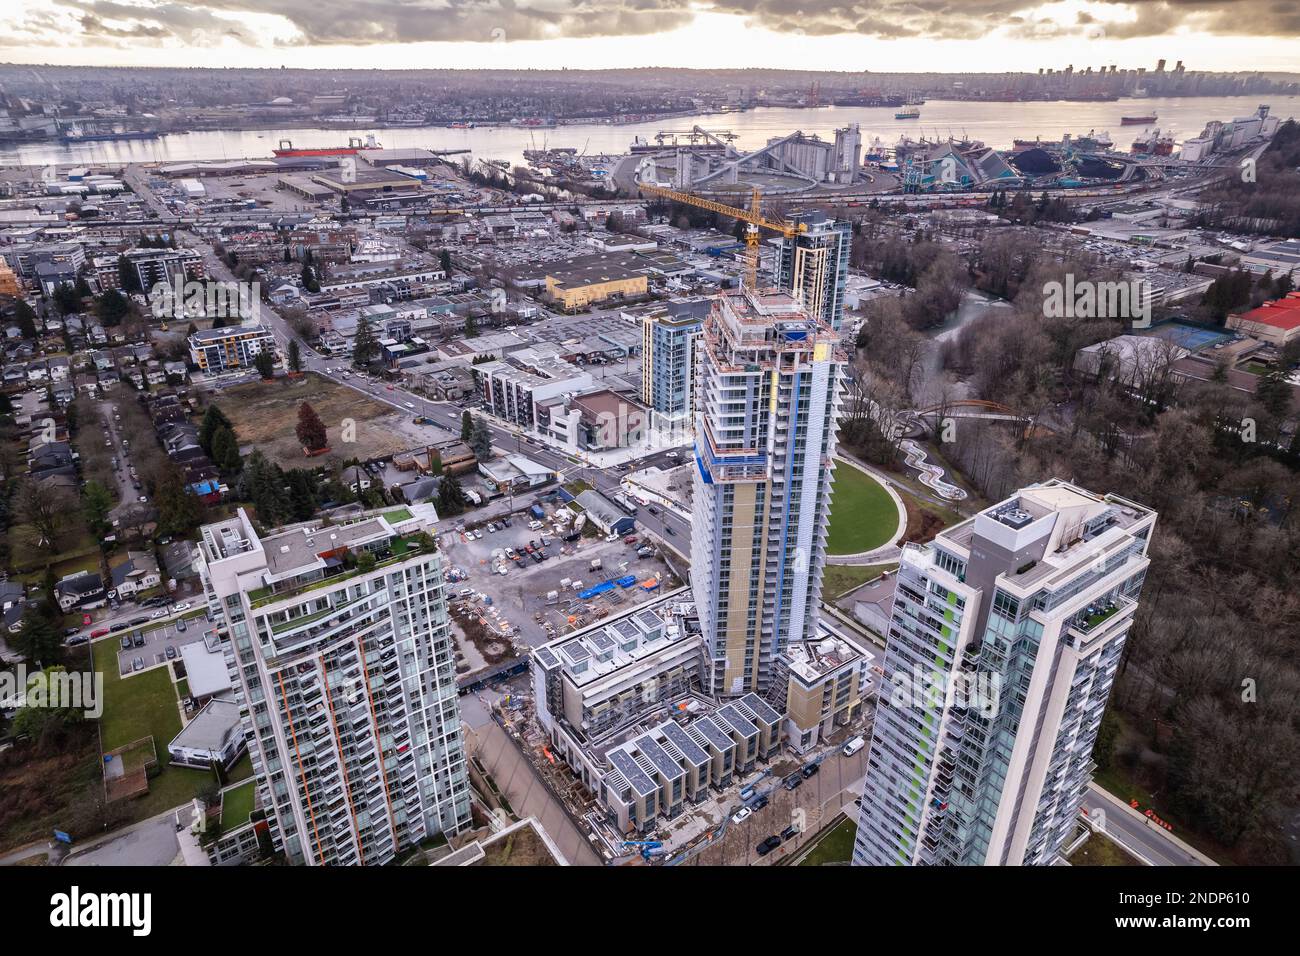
227 752 254 784
383 507 414 524
827 463 899 555
8 524 101 581
92 641 217 821
798 816 858 866
1068 831 1141 866
220 780 256 829
822 563 897 598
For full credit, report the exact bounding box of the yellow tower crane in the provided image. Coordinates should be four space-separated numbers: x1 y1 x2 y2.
638 183 807 290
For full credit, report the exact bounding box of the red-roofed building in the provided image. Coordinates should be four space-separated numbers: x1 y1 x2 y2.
1228 292 1300 347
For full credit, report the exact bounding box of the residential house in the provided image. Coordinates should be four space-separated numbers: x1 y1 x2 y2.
110 550 162 599
56 571 106 612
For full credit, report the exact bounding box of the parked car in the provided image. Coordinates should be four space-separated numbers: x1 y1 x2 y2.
783 774 803 791
119 635 132 650
90 628 109 638
109 622 128 633
780 824 801 841
801 762 820 779
175 619 186 632
165 645 177 660
150 609 167 619
132 657 145 672
129 617 147 626
730 807 752 825
756 835 782 856
132 633 146 648
65 635 88 646
752 795 769 811
170 602 191 613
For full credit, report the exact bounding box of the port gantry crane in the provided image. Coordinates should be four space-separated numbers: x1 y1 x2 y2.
637 182 807 290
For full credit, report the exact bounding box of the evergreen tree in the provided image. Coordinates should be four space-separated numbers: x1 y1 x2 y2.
295 401 328 451
463 313 479 338
241 451 290 525
156 467 202 537
211 425 243 473
199 405 234 456
118 255 141 293
437 474 467 516
353 314 378 369
13 614 60 667
468 415 493 460
287 339 303 373
285 469 320 521
95 287 130 326
82 479 113 537
301 264 320 294
460 410 473 441
254 350 276 379
439 249 452 274
51 282 81 315
14 298 38 339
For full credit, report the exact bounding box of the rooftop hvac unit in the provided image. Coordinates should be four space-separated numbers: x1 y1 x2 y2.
996 508 1033 530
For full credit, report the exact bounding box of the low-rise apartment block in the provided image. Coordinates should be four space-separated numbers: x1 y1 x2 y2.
531 589 785 834
768 622 875 753
188 323 276 374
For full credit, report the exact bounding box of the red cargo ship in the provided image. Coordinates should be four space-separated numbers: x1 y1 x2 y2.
272 135 381 157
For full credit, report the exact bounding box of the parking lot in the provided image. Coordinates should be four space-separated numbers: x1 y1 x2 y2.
111 609 207 676
439 501 680 656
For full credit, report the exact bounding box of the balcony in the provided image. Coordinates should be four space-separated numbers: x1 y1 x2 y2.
1069 595 1135 640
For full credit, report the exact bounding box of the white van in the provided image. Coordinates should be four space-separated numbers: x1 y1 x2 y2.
842 736 866 757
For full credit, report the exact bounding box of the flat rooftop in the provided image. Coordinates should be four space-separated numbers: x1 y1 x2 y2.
546 252 648 289
169 698 241 752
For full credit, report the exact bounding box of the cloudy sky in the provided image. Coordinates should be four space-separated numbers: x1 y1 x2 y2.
1 0 1297 73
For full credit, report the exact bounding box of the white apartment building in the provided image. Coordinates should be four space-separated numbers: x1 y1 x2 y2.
852 480 1157 867
690 287 845 698
197 507 470 866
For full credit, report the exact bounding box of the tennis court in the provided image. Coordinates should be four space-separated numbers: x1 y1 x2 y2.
1145 323 1234 352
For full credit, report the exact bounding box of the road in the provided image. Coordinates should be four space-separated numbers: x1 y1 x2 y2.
97 399 144 521
1081 783 1212 867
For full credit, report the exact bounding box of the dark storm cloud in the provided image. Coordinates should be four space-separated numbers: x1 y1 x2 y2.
54 1 248 41
9 0 1300 48
175 0 694 45
707 0 1300 40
